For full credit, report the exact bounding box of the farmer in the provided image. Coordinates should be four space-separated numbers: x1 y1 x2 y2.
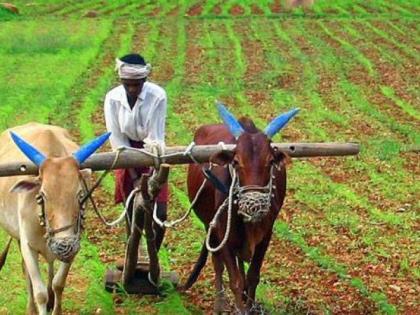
104 53 168 251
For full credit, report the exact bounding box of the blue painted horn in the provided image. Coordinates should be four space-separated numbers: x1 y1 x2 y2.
217 102 244 139
264 108 300 138
10 132 46 166
73 132 111 165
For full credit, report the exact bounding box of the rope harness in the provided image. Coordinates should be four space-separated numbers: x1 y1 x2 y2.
205 164 277 252
35 189 86 263
235 165 276 223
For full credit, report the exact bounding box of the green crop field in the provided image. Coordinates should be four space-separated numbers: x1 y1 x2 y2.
0 0 418 314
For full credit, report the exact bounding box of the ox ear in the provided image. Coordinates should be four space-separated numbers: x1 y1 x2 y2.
10 178 41 193
73 132 111 165
272 147 291 168
264 108 300 139
210 150 235 166
217 102 244 139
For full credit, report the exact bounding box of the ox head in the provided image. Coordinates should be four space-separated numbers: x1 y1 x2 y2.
9 132 110 262
211 103 298 222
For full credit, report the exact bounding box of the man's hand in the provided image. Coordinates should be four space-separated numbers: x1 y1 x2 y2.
143 140 165 156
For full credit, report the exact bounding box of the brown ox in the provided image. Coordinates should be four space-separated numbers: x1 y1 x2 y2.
0 123 109 315
183 104 298 314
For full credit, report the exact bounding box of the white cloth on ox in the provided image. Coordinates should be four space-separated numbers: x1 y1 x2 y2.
104 82 167 149
115 58 151 79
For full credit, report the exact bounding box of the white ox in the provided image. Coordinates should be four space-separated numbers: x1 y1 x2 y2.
0 123 110 315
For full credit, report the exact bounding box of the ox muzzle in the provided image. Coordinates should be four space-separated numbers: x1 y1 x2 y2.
36 192 85 263
47 235 81 263
233 165 276 223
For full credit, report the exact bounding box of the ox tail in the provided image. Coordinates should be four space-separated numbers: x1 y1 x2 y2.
0 237 13 272
179 240 208 291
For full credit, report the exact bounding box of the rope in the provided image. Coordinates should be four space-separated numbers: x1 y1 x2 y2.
205 169 237 253
96 187 140 227
151 142 210 229
81 148 137 228
122 141 229 161
86 141 230 231
152 168 209 228
80 147 124 205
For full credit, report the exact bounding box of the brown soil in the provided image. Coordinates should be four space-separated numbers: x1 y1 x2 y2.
146 21 178 85
292 21 418 209
310 21 419 135
336 26 419 131
149 6 160 17
233 21 270 87
44 1 71 14
168 5 180 17
402 152 420 175
370 20 413 48
184 20 206 86
270 0 282 14
229 4 244 16
266 234 376 313
61 1 104 17
356 2 382 14
137 2 150 13
186 3 203 16
251 4 264 15
212 4 222 15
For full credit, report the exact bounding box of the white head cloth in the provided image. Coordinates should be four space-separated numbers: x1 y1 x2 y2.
115 58 151 79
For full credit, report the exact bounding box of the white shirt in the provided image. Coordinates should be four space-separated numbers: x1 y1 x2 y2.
104 82 167 150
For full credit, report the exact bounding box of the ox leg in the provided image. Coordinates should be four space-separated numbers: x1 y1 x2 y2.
245 235 271 313
212 253 230 314
47 261 55 311
52 262 71 315
238 258 248 302
20 240 48 315
23 260 37 315
222 249 246 314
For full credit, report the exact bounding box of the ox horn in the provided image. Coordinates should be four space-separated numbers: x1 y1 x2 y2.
217 102 244 139
264 108 300 138
73 132 111 165
10 132 46 167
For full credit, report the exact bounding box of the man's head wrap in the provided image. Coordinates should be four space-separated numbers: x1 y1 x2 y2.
115 53 151 80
